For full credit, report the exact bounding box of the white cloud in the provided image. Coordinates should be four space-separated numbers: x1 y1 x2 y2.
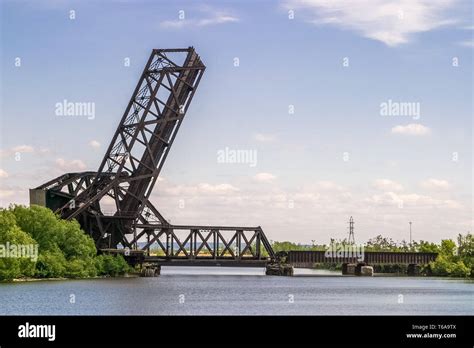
99 195 117 211
56 158 87 171
0 145 51 159
366 191 404 206
283 0 458 46
458 40 474 47
160 20 187 29
12 145 35 153
254 133 277 143
162 183 240 196
0 145 35 158
421 178 452 190
254 172 277 182
367 189 464 209
0 169 8 179
38 147 51 154
366 191 462 209
89 140 101 149
373 179 404 191
197 183 240 194
161 8 238 29
315 180 343 191
198 13 239 26
391 123 430 135
0 189 15 198
144 176 470 243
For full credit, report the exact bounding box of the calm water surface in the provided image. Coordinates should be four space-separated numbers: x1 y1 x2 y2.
0 267 472 315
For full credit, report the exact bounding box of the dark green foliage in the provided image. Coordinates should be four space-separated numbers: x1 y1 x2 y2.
95 254 131 276
372 264 408 274
10 205 98 278
271 241 326 252
313 262 342 271
429 237 472 277
0 205 132 281
0 210 37 280
34 247 67 278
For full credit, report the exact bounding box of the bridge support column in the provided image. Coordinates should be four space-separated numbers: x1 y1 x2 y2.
407 264 420 276
141 265 161 277
359 266 374 276
355 263 374 276
342 263 356 275
265 263 293 276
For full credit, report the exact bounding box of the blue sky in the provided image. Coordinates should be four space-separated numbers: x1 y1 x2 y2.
0 0 472 243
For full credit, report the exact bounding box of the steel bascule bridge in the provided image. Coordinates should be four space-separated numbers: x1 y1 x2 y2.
30 48 437 276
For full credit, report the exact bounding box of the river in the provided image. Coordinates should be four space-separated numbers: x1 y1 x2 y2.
0 267 472 315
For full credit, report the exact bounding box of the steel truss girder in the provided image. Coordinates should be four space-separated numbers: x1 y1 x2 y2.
41 48 204 248
57 48 205 223
133 225 275 260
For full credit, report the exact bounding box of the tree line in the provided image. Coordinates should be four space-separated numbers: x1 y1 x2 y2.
0 205 131 281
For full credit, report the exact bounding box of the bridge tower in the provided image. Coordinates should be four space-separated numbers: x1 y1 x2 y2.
30 47 275 262
348 216 355 244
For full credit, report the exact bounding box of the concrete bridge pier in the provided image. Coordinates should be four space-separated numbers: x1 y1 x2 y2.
342 263 357 275
407 264 420 276
350 263 373 276
265 262 294 276
265 251 294 276
342 263 376 276
141 265 161 277
354 263 365 276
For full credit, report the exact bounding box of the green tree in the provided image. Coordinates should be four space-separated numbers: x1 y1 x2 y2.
429 236 472 277
365 235 399 251
0 205 135 280
11 205 64 252
415 240 440 253
430 254 453 276
451 261 470 277
440 239 456 259
12 205 98 277
0 210 37 280
35 247 67 278
95 254 131 276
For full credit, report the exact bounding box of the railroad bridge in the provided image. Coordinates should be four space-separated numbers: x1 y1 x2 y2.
287 250 437 267
286 250 437 275
30 47 438 276
102 241 437 276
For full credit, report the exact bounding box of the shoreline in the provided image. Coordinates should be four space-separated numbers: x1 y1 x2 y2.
1 271 472 283
1 273 140 284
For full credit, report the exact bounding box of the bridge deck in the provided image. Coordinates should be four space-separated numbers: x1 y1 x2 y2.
101 248 438 269
145 257 268 267
287 250 437 268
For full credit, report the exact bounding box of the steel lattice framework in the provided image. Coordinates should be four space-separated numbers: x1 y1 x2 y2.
30 48 275 260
